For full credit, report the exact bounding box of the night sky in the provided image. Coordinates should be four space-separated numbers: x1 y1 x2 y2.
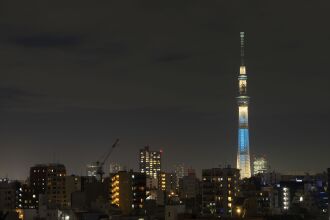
1 0 330 179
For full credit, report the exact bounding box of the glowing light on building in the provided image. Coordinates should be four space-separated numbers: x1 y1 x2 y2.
236 32 251 179
236 207 242 216
160 173 166 191
282 187 290 210
16 209 24 220
111 174 120 206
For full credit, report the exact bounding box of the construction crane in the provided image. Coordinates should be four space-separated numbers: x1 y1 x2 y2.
95 138 119 181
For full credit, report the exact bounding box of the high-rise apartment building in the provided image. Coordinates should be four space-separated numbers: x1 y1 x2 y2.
174 163 185 187
110 171 146 215
278 181 304 212
29 164 66 208
0 178 20 211
45 164 67 208
179 171 200 199
236 32 251 179
158 172 177 194
65 175 81 208
139 146 161 179
19 183 34 209
202 167 240 217
253 156 268 175
131 172 147 214
29 164 48 208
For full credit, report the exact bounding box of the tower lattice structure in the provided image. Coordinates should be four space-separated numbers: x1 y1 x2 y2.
236 32 251 179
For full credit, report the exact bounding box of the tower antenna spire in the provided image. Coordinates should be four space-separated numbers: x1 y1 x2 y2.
240 32 245 66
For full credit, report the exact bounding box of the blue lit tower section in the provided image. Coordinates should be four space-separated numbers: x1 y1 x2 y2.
236 32 251 179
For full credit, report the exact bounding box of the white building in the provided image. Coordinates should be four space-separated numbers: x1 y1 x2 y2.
253 156 268 175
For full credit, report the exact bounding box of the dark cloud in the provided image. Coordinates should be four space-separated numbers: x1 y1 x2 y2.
76 42 129 66
0 87 33 100
8 34 82 48
0 87 44 111
152 52 189 63
0 87 35 104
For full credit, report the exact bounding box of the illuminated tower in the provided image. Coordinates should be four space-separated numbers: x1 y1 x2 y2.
236 32 251 178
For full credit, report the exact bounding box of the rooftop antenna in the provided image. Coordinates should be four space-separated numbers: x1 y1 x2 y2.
240 32 245 66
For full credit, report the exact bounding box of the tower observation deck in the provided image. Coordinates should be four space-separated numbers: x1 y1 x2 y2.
236 32 251 179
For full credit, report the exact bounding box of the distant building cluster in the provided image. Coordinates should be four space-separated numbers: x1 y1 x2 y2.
1 147 329 220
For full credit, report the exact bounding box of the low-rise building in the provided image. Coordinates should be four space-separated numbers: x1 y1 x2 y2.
0 178 19 211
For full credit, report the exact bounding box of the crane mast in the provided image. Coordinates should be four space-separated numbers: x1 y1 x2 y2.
96 138 119 181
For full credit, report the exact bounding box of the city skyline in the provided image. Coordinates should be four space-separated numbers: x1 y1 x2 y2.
1 0 330 180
